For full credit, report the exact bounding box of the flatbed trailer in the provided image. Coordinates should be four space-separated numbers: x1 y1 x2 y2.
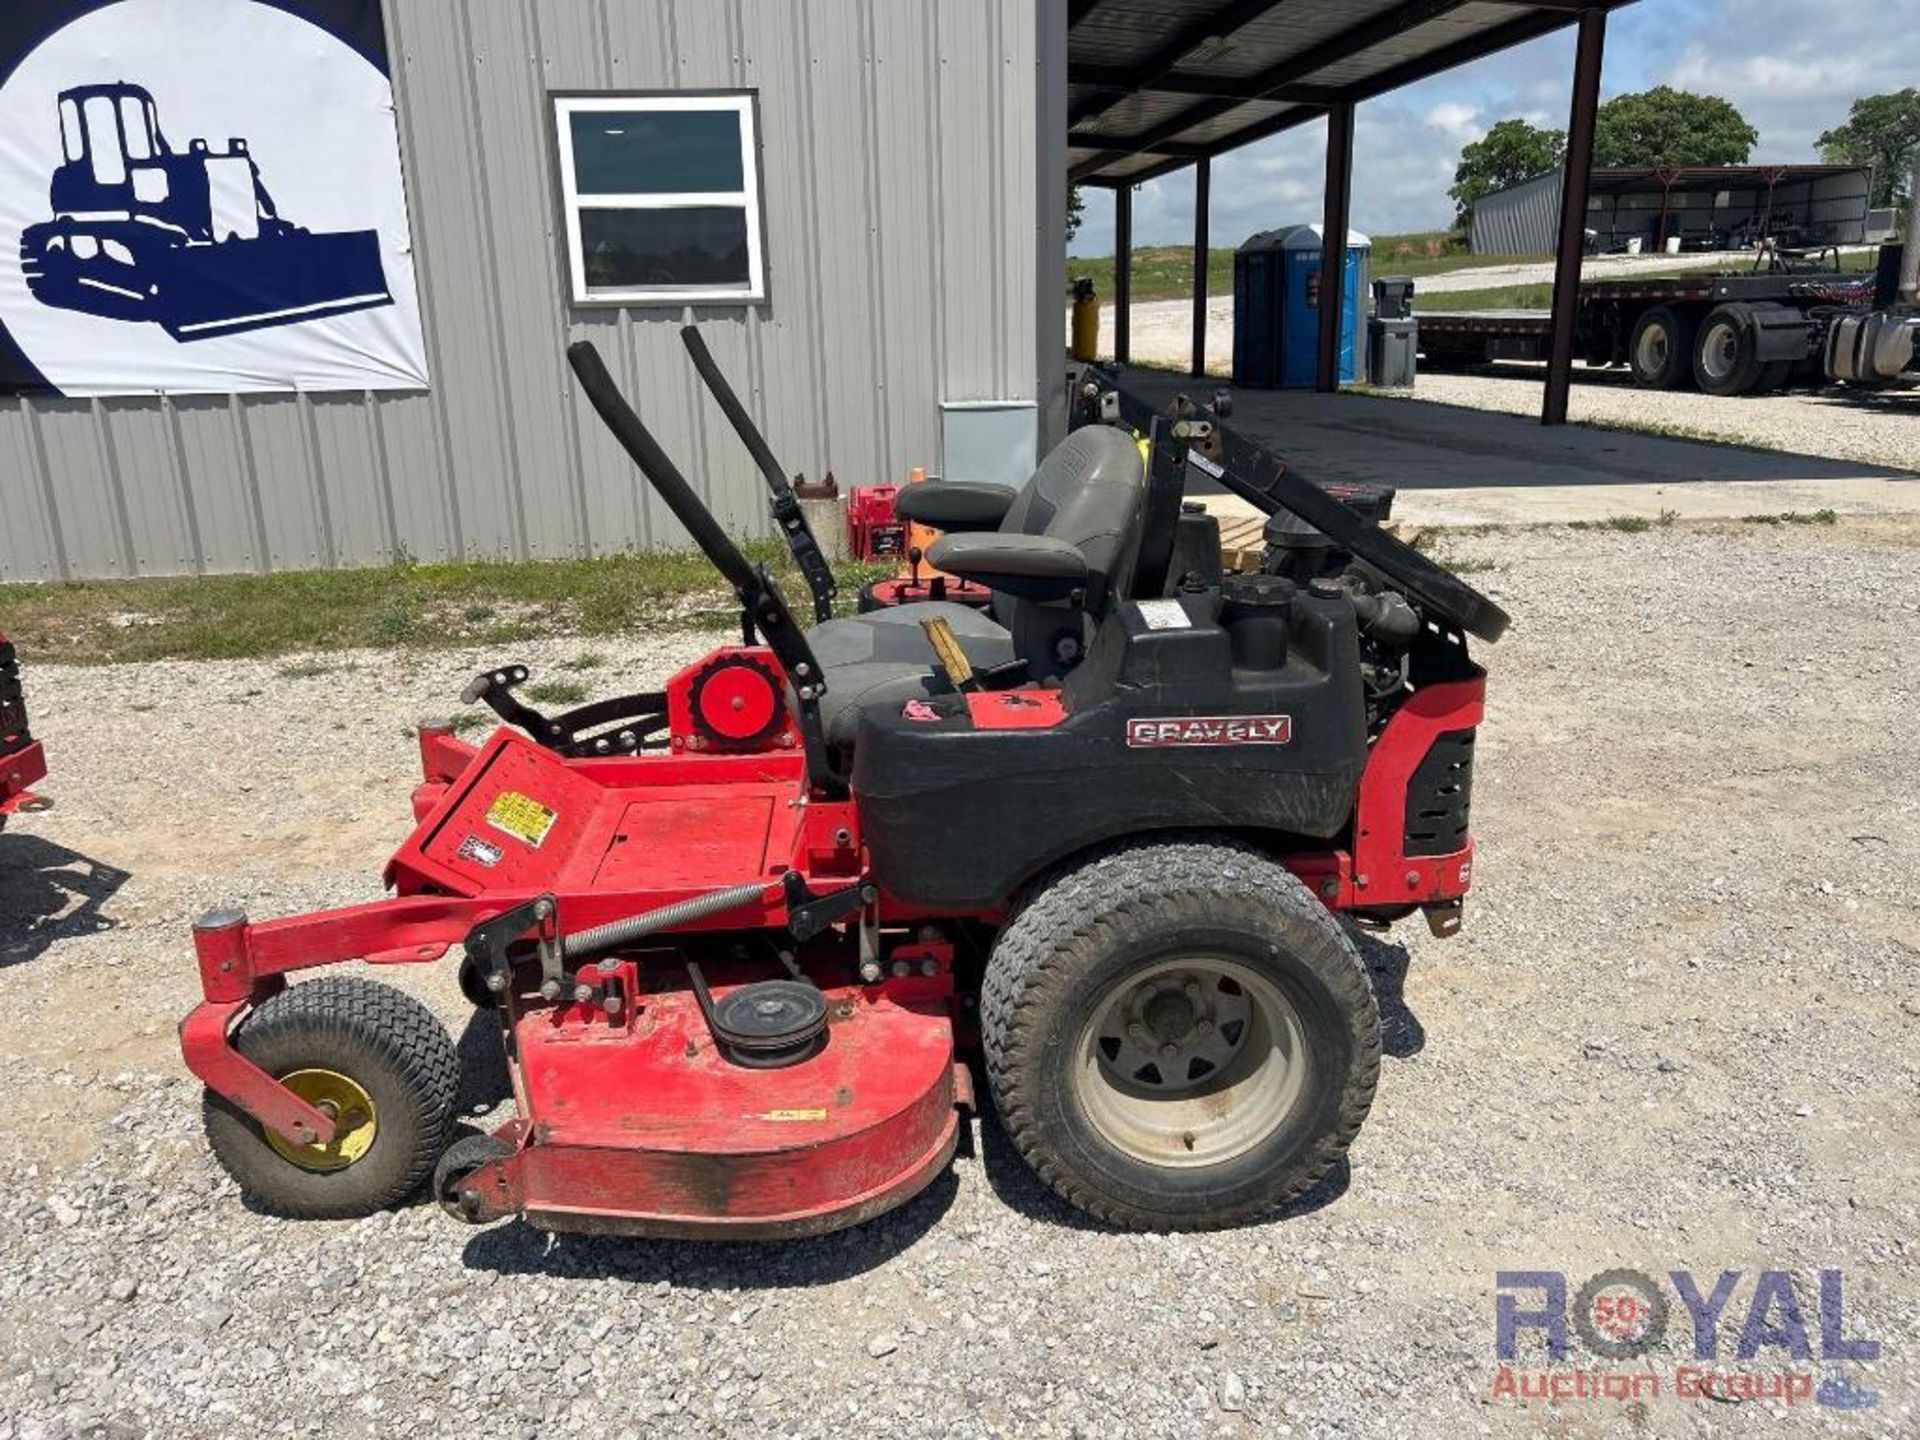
1416 268 1878 396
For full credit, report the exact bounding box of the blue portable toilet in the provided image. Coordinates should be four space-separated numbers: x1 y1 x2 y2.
1232 225 1370 389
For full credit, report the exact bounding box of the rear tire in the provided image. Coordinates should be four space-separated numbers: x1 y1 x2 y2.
203 977 459 1219
1627 306 1694 390
981 838 1380 1231
1693 305 1762 396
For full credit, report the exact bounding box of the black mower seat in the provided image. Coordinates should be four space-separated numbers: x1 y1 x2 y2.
807 601 1013 671
808 426 1145 744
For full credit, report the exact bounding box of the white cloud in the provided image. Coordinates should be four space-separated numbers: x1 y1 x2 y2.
1425 102 1482 141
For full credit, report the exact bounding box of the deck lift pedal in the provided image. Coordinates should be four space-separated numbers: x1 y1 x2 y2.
179 333 1507 1240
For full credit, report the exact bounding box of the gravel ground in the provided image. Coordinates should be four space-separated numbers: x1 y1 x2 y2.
1396 364 1920 474
3 518 1919 1438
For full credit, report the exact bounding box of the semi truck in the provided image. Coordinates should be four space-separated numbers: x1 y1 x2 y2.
1823 159 1920 390
1414 260 1879 397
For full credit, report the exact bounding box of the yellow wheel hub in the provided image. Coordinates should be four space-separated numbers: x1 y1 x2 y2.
265 1069 378 1173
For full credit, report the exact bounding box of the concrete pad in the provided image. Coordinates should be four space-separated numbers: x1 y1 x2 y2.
1110 367 1920 527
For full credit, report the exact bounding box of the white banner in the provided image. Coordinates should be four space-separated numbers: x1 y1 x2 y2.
0 0 428 396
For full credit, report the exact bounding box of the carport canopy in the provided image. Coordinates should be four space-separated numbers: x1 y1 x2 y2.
1067 0 1641 423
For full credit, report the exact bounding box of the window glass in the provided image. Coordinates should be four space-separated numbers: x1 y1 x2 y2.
569 110 744 195
579 208 751 292
59 99 83 163
554 94 765 303
120 96 154 161
83 96 126 185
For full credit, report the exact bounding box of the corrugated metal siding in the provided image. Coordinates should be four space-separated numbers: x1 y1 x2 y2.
0 0 1037 581
1469 170 1561 256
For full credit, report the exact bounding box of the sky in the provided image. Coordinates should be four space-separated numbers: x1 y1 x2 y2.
1069 0 1920 256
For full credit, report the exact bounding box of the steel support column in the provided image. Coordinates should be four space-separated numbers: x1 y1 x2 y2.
1114 183 1133 364
1316 102 1356 393
1037 0 1070 453
1542 6 1607 426
1190 158 1211 376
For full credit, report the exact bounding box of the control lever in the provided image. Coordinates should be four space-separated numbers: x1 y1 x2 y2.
462 665 668 757
919 617 980 692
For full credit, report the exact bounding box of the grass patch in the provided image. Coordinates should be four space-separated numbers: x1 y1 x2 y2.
445 711 492 736
561 650 608 671
274 659 335 680
1415 283 1556 312
522 679 588 705
2 544 898 666
1741 509 1839 526
1568 515 1654 533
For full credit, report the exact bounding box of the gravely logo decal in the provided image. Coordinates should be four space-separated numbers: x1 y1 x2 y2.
1126 715 1292 748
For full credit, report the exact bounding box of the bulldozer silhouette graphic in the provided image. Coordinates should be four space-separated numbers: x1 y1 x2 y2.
19 82 392 342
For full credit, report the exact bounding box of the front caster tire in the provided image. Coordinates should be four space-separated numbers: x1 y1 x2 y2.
202 977 459 1220
981 838 1381 1232
434 1132 516 1223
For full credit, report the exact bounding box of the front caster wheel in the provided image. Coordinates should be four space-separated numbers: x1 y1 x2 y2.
982 838 1381 1231
434 1132 515 1223
202 977 459 1219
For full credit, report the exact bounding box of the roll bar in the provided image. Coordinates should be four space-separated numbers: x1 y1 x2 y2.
566 342 844 796
679 326 836 623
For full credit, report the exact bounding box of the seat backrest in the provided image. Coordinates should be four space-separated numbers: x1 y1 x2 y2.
994 425 1145 673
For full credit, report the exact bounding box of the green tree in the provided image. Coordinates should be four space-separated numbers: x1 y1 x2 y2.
1818 89 1920 209
1449 119 1566 229
1592 86 1757 169
1066 184 1085 243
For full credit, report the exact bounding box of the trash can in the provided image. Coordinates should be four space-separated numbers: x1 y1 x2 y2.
1368 317 1418 388
1232 224 1370 389
1373 275 1414 321
1368 276 1417 387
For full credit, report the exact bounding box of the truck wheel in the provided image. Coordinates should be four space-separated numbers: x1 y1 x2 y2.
1628 307 1693 390
203 977 459 1219
1693 305 1762 396
981 838 1380 1231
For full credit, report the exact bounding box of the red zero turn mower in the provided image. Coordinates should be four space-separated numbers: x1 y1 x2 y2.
1 634 50 828
180 330 1507 1238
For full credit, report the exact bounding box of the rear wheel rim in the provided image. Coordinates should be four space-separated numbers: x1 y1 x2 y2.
1075 957 1308 1168
264 1068 379 1173
1636 325 1670 377
1701 322 1741 383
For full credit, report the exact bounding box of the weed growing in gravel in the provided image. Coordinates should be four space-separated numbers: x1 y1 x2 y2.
275 660 334 680
562 651 609 671
1742 510 1839 526
445 711 492 735
523 680 589 705
1568 515 1654 533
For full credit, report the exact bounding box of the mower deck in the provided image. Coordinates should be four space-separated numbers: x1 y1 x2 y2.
474 964 960 1238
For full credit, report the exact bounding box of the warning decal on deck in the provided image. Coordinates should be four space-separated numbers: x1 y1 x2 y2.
485 790 557 849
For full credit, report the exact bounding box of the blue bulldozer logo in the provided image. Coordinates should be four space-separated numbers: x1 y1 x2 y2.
20 83 393 341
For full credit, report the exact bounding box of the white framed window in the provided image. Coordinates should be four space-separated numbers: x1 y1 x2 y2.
552 92 767 306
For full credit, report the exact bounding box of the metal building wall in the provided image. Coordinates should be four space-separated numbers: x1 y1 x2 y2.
0 0 1039 582
1469 170 1561 256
